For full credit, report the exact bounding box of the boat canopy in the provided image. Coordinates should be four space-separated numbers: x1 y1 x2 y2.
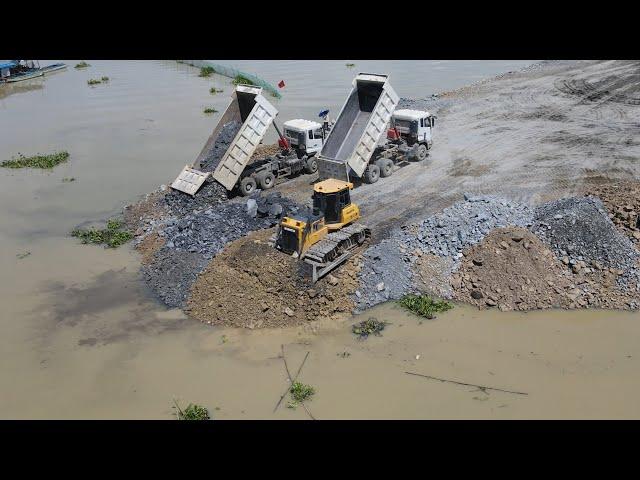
0 60 18 69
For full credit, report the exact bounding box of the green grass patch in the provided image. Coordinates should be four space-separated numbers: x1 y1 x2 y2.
352 317 388 338
199 66 215 77
203 107 218 114
345 63 355 68
87 78 102 85
1 151 70 169
231 74 255 86
397 294 453 319
101 76 109 82
209 87 223 94
75 61 90 69
173 400 210 420
287 382 315 409
71 218 133 248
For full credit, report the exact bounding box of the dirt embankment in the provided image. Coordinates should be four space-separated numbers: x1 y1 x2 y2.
585 182 640 245
452 223 639 312
185 229 361 328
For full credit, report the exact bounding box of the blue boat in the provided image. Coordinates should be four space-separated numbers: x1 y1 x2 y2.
0 60 66 84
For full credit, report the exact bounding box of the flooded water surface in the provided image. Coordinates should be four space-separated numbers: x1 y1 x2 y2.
2 60 640 419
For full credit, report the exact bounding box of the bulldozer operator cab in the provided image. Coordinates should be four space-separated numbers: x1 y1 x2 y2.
276 179 360 256
313 180 351 224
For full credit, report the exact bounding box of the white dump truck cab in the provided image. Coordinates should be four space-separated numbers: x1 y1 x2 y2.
390 109 435 149
283 119 326 158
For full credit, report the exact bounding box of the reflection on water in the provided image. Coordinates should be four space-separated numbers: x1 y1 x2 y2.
0 78 45 100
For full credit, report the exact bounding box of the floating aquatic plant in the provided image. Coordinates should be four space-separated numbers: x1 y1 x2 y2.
1 151 70 169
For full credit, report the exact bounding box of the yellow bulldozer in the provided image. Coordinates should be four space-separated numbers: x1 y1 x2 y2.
275 178 370 282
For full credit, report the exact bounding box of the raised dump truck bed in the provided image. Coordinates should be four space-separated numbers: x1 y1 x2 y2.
317 73 399 182
171 85 278 195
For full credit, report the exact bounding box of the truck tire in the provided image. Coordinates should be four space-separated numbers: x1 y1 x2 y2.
377 159 393 177
257 171 275 190
415 144 428 161
364 164 380 184
240 176 257 196
304 157 318 174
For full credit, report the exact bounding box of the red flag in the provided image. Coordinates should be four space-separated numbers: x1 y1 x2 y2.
278 80 285 88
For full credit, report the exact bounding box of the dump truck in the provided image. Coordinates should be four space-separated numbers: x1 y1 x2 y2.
316 73 435 184
171 84 278 196
274 178 370 282
171 85 330 197
317 73 400 183
236 116 333 196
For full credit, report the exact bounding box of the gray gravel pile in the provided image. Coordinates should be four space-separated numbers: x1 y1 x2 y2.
398 194 533 264
144 191 308 307
354 194 532 309
354 238 415 313
142 248 209 308
531 196 640 290
161 192 307 260
164 178 229 217
198 121 242 172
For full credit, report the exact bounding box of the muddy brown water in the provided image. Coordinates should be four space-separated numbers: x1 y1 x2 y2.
2 60 640 419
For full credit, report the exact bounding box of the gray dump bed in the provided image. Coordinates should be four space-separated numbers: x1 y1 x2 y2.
172 85 278 195
317 73 399 181
199 85 278 190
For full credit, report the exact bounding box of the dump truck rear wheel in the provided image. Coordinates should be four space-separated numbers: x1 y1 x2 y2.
304 157 318 174
378 159 393 177
364 164 380 184
240 176 257 196
416 144 428 161
258 171 275 190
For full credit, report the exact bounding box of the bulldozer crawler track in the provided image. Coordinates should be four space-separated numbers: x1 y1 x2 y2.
303 224 371 264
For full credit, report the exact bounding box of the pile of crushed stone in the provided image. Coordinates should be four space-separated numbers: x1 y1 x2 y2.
354 194 533 309
531 196 639 291
142 248 209 308
164 178 229 217
185 229 360 328
400 194 533 262
160 192 307 259
354 238 415 312
451 227 575 311
197 120 242 172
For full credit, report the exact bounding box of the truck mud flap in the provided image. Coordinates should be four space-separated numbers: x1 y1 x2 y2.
317 157 350 182
171 165 211 196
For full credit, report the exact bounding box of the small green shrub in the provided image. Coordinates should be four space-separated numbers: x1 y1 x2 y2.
345 63 355 68
397 294 453 319
101 76 109 82
352 317 388 338
209 87 223 94
203 107 218 114
231 74 255 86
289 382 315 407
71 218 133 248
62 177 76 182
199 66 215 77
1 151 70 169
173 401 210 420
75 61 90 69
87 78 101 85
